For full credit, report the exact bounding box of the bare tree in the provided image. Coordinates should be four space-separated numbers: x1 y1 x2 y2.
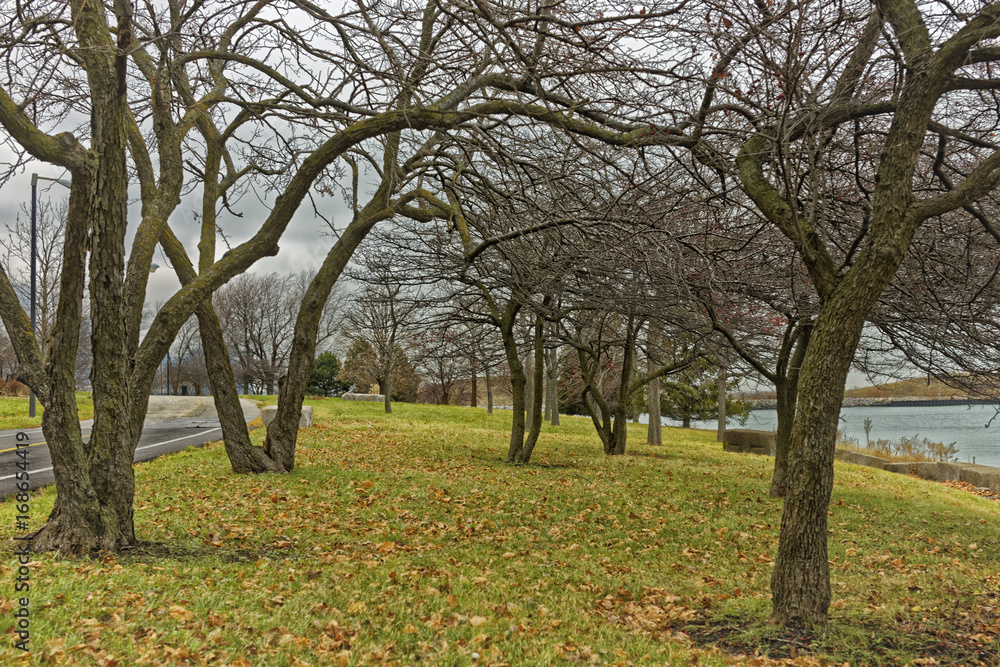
5 0 650 552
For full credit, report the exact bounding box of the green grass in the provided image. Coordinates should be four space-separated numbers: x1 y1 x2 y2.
0 392 93 431
0 399 998 665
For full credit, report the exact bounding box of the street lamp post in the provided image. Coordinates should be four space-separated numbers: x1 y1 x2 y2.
29 175 36 418
28 174 71 419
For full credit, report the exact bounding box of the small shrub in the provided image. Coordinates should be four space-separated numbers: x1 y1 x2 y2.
0 379 27 396
838 431 958 463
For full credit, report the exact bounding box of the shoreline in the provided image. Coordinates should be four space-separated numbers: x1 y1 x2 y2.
747 396 997 410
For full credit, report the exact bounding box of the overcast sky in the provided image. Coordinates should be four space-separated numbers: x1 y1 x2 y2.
0 160 358 307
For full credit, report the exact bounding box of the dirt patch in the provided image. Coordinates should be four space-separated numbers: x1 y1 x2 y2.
671 617 998 665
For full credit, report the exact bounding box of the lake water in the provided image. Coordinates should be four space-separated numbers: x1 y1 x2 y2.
640 404 1000 468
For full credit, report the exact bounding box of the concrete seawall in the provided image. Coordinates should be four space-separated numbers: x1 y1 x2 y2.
722 429 1000 494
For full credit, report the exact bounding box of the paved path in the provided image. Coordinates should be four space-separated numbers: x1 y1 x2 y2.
0 396 261 499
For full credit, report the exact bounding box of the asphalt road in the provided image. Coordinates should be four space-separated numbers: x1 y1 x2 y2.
0 396 261 499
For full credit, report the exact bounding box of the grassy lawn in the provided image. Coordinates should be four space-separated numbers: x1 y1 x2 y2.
0 392 94 431
0 400 998 665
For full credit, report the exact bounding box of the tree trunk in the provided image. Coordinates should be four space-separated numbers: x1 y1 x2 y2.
196 303 282 473
543 343 552 422
524 351 534 432
647 329 661 446
547 343 559 426
383 372 392 414
769 379 796 497
263 205 390 470
769 324 809 498
682 416 691 428
470 368 477 408
647 376 661 446
770 295 873 627
486 365 494 414
518 315 546 463
717 365 727 442
505 341 528 463
610 402 628 455
157 225 283 474
607 322 636 455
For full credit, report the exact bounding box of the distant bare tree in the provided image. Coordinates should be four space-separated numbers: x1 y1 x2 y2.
215 271 342 395
344 246 421 413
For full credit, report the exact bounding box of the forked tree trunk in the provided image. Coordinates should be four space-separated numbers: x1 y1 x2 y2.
29 4 143 553
608 323 637 455
609 402 629 455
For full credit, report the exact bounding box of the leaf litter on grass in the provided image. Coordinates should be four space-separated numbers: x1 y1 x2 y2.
0 400 998 665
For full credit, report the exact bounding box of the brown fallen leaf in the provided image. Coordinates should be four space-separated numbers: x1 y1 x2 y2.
169 605 194 621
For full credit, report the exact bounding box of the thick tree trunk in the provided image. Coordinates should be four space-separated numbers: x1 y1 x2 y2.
610 403 628 455
33 382 129 554
605 322 636 456
31 1 144 554
770 294 876 627
682 417 691 428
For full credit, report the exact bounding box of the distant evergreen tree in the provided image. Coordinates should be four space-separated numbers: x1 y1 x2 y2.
660 360 751 428
308 351 350 396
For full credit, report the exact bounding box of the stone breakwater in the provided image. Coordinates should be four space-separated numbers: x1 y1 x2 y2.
747 396 996 410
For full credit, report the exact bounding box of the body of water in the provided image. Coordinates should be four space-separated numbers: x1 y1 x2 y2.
637 403 1000 467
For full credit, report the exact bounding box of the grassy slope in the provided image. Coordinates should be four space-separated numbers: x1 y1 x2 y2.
0 400 997 665
0 392 94 431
